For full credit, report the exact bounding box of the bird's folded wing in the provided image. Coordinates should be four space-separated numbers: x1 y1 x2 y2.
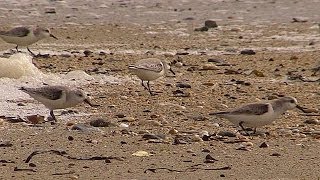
2 27 30 37
229 103 270 115
22 86 64 100
134 63 163 72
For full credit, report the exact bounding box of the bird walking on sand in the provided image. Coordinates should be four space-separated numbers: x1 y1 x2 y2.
19 85 97 122
0 26 58 56
128 58 175 95
209 96 304 135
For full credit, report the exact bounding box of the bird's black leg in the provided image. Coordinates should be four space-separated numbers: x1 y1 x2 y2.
15 45 21 53
141 80 148 90
239 121 250 136
49 110 57 122
147 81 154 96
253 128 257 134
27 47 37 57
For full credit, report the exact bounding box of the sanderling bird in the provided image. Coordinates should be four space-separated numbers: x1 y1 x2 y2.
19 85 97 122
129 58 175 95
0 26 57 56
209 96 304 135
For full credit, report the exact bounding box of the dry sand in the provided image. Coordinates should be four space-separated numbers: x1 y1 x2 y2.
0 0 319 179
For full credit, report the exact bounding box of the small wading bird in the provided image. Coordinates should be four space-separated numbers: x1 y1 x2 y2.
0 26 58 56
129 58 175 95
209 96 305 135
19 86 98 122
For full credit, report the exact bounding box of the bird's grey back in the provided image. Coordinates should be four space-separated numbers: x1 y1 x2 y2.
0 27 30 37
20 86 66 100
228 103 270 115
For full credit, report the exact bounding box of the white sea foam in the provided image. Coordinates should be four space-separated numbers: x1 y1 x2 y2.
0 53 131 120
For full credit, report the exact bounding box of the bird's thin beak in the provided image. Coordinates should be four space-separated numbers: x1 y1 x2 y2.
50 34 58 39
84 99 99 107
169 68 175 75
296 105 305 112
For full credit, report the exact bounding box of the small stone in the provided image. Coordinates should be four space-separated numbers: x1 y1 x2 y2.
45 7 56 14
201 64 219 70
292 17 308 23
252 70 265 77
204 20 218 28
29 163 36 167
26 115 45 124
168 129 178 135
176 83 191 88
259 142 269 148
202 149 210 153
83 50 93 57
242 142 254 147
194 26 209 32
142 134 165 140
240 49 256 55
175 62 183 67
304 119 319 125
217 131 236 137
204 154 218 163
271 152 281 157
207 58 226 64
0 141 12 147
301 108 319 113
68 136 74 141
192 135 203 142
90 118 115 127
115 114 126 118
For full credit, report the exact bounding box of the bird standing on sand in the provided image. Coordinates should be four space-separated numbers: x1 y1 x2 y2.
210 96 304 135
129 58 175 95
19 86 97 122
0 26 58 56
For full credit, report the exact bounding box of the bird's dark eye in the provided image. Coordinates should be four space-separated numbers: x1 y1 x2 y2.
290 99 295 103
45 29 49 33
77 93 83 97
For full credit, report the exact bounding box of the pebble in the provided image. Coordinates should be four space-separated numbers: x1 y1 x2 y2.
240 49 256 55
212 123 220 127
301 108 319 113
45 7 56 14
71 124 95 132
26 115 45 124
271 152 281 157
89 118 115 127
204 20 218 28
0 140 13 147
292 17 308 23
217 131 236 137
132 151 150 157
176 83 191 88
304 119 319 125
168 128 178 135
194 26 209 32
259 142 269 148
204 154 218 163
207 58 226 64
119 123 129 128
202 149 210 153
142 134 165 140
175 62 183 67
192 135 203 142
201 64 219 70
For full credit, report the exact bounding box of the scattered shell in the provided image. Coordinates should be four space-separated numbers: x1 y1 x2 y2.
204 154 218 163
132 151 150 157
119 123 129 128
217 131 236 137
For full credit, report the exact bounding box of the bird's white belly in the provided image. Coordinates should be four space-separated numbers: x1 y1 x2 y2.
132 69 164 81
0 35 38 46
223 113 278 128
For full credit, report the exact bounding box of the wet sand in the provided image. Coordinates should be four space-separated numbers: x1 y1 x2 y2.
0 0 319 179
